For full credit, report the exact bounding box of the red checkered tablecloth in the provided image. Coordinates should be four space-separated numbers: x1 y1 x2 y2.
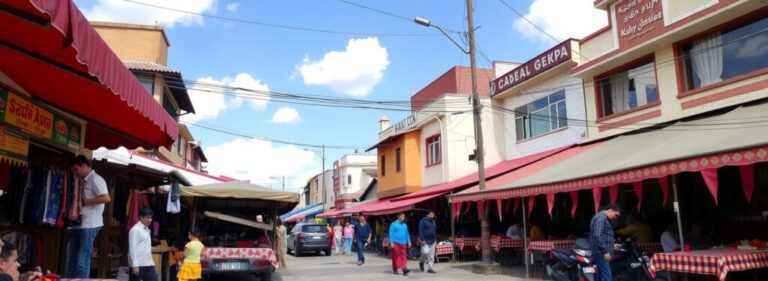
649 249 768 281
638 242 663 254
62 279 118 281
493 238 524 252
436 244 454 256
202 247 279 268
455 237 480 251
528 240 575 252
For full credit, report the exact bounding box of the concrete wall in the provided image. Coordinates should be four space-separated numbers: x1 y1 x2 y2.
92 22 169 65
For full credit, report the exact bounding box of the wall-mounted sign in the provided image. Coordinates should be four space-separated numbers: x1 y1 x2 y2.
0 126 29 165
615 0 663 48
491 40 573 96
0 89 82 150
393 114 418 134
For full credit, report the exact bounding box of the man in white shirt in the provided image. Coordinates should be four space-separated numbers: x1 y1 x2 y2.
66 155 111 278
661 222 680 252
506 223 522 239
128 208 157 281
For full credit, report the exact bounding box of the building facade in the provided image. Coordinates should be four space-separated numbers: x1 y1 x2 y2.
370 66 502 198
332 154 377 209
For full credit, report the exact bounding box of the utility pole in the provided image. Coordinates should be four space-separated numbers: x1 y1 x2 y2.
321 145 326 208
466 0 497 274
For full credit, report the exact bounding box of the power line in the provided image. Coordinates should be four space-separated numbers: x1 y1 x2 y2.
337 0 464 34
122 0 441 37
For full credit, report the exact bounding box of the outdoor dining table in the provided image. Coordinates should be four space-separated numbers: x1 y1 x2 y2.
454 237 481 251
637 242 663 255
649 248 768 281
527 240 575 252
434 243 454 262
473 237 524 252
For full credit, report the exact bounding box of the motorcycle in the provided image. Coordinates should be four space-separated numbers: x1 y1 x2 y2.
611 236 656 281
546 238 597 281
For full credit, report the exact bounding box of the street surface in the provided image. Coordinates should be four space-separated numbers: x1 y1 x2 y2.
211 251 536 281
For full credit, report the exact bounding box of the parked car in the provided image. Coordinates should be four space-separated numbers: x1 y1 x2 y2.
287 222 331 256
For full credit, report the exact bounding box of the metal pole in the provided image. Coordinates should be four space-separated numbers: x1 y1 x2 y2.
282 175 285 191
522 197 529 278
672 175 685 249
466 0 492 267
450 193 456 263
322 145 326 208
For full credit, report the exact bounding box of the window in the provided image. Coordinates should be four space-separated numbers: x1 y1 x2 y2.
515 91 568 140
598 62 659 116
426 135 441 166
395 148 402 172
347 174 352 185
163 93 179 120
682 17 768 90
134 72 154 96
380 155 386 176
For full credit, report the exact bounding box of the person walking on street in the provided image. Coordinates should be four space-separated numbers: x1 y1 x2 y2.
68 155 111 278
355 216 372 265
333 221 343 255
343 221 354 256
389 213 411 276
128 208 158 281
177 230 204 281
590 204 622 281
418 210 437 274
276 219 288 270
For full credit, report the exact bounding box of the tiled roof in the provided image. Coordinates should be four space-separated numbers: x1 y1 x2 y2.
124 61 180 73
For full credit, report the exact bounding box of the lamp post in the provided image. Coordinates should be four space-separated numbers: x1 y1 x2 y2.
270 176 285 191
304 146 326 208
416 0 498 274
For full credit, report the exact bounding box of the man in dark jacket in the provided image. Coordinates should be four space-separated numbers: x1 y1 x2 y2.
590 204 622 281
418 210 437 273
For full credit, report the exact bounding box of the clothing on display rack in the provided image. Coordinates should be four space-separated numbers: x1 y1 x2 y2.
15 168 81 228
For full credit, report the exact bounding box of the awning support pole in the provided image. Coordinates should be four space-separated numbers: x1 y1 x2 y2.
450 194 456 263
672 175 685 249
522 197 529 278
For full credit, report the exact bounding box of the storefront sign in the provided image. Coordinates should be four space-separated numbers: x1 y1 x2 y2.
393 114 418 134
491 40 573 96
615 0 664 47
0 89 82 150
0 126 29 165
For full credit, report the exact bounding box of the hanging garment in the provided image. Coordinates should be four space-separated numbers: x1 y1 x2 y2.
167 181 180 214
56 171 69 228
44 169 63 225
19 169 33 223
68 176 82 224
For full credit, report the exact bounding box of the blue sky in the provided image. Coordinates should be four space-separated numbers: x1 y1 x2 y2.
73 0 607 190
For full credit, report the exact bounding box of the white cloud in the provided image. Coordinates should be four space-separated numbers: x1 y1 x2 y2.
271 107 301 124
81 0 216 27
297 37 389 97
182 73 270 123
225 2 240 13
204 138 318 189
513 0 607 43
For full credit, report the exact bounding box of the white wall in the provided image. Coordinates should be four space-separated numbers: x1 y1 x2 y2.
323 170 334 210
502 72 587 159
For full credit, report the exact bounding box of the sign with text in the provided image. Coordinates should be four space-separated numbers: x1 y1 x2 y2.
0 89 82 150
393 114 418 134
615 0 664 48
0 126 29 165
491 40 573 96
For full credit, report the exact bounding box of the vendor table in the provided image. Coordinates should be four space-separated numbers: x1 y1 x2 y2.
202 248 279 268
528 240 575 252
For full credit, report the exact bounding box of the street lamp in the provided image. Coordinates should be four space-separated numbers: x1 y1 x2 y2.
416 0 496 274
269 176 285 191
303 146 326 208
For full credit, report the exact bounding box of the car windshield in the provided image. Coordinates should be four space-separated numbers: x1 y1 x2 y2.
302 225 328 233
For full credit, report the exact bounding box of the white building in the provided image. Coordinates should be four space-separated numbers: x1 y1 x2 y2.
333 154 377 209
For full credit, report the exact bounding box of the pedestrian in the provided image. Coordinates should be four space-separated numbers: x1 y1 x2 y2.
177 229 204 281
128 208 158 281
0 241 41 281
418 210 437 274
389 212 411 276
276 219 288 270
67 155 111 278
354 216 372 265
342 221 354 256
333 221 343 255
590 204 622 281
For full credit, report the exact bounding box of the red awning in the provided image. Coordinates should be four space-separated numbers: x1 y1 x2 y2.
360 192 445 216
0 0 178 149
317 208 341 218
392 145 572 202
449 143 599 203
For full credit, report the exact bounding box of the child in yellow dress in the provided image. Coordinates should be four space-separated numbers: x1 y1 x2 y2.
177 230 204 281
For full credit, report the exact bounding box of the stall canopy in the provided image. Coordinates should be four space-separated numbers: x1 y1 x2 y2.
281 203 324 223
93 148 228 186
451 102 768 202
0 0 178 149
183 181 300 212
280 202 322 220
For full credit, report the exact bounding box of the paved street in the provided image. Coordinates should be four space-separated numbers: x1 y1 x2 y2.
235 251 536 281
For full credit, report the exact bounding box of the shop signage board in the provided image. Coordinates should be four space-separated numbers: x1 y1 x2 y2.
0 88 82 150
0 125 29 165
615 0 664 48
490 40 573 96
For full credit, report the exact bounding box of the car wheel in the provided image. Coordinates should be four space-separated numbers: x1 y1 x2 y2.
324 249 331 256
260 271 272 281
294 243 301 257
